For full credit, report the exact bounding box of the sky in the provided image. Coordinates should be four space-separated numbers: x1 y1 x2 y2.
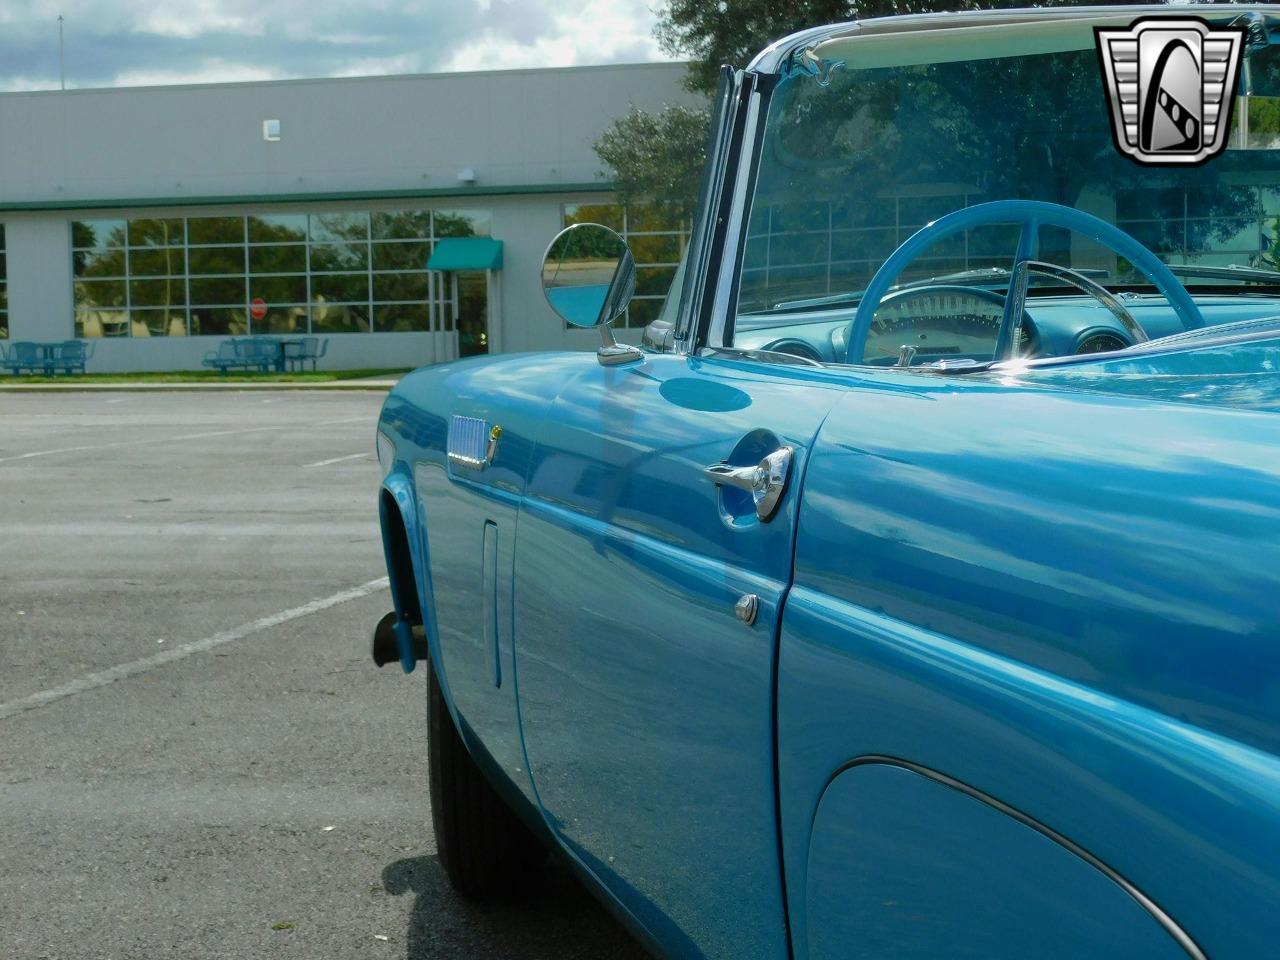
0 0 676 92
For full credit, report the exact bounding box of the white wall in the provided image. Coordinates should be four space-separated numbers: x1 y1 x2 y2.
0 62 696 371
0 63 694 204
2 191 647 372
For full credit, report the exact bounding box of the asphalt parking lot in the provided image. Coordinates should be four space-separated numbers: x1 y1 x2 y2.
0 390 647 960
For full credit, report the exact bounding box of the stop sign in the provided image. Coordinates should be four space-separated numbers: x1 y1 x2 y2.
250 297 267 320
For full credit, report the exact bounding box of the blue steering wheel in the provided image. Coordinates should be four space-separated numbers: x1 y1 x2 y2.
846 200 1205 364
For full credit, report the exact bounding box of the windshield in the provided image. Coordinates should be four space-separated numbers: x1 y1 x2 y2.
734 10 1280 365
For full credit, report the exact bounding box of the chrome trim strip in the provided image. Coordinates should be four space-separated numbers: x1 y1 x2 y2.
447 415 497 471
832 756 1208 960
707 88 763 349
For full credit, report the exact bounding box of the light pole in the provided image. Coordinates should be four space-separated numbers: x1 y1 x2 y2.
58 15 65 90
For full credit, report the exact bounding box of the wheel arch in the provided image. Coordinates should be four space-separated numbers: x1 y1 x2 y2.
379 468 439 671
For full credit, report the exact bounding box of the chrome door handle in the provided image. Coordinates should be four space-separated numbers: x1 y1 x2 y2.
705 446 793 522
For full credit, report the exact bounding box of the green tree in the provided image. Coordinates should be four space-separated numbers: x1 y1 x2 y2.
593 104 711 221
594 0 1153 210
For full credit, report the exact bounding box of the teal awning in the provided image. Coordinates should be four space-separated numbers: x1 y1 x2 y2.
427 237 503 271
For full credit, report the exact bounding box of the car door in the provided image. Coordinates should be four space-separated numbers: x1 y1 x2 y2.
512 351 844 958
774 368 1280 960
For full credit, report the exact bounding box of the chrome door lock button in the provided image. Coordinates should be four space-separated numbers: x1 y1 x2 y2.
735 594 759 626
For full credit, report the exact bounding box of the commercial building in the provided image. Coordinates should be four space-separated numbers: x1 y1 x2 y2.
0 62 695 372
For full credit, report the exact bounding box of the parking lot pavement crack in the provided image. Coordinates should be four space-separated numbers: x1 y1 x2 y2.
0 577 389 722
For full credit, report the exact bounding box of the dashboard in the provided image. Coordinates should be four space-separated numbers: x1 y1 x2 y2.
735 290 1280 366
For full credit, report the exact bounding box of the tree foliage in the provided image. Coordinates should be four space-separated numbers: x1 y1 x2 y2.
592 103 712 218
595 0 1155 209
656 0 857 95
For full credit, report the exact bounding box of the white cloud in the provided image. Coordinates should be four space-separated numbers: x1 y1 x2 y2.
0 0 673 92
131 2 262 40
440 0 670 72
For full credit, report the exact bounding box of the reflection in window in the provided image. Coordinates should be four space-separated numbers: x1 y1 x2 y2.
71 208 489 337
561 202 688 328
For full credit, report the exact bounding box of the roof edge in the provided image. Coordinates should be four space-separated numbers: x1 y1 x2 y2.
0 181 615 214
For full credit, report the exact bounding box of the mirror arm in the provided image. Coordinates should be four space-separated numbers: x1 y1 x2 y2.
598 323 644 366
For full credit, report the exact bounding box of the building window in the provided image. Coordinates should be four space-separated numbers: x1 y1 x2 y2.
0 224 7 340
1114 186 1275 269
563 202 688 329
736 192 993 314
71 208 490 338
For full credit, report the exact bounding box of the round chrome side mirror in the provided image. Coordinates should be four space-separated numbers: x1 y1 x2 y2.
541 223 636 328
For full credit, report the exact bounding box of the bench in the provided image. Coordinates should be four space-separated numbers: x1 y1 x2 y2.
45 340 91 374
1 342 44 375
282 336 329 372
0 340 93 375
201 338 283 373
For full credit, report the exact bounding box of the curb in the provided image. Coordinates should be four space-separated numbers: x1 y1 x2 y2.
0 380 398 393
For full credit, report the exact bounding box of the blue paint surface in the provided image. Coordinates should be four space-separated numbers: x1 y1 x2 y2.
805 763 1189 959
779 365 1280 959
375 334 1280 958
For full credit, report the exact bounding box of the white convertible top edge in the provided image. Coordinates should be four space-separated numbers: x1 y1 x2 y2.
748 5 1280 75
809 16 1128 71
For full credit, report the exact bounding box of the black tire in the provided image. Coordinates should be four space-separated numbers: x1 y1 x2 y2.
427 663 546 898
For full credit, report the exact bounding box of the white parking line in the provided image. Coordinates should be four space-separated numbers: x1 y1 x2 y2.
304 452 371 468
0 425 283 464
0 417 373 465
0 577 389 722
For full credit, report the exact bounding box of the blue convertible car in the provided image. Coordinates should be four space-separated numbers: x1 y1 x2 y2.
374 7 1280 958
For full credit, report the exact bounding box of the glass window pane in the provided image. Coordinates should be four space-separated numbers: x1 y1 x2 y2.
831 228 898 264
131 309 186 336
74 248 127 278
250 275 307 303
626 298 662 328
636 266 676 297
75 279 126 307
189 247 245 275
73 219 126 248
373 303 429 332
76 309 129 338
565 203 623 231
627 203 685 232
188 217 245 245
249 244 307 273
433 209 492 238
248 214 307 243
311 273 369 302
628 234 682 264
372 241 430 270
254 307 307 335
129 278 187 308
190 307 246 337
373 272 428 301
312 303 369 333
371 210 432 240
129 247 186 277
189 276 246 305
309 212 368 242
128 219 184 247
310 243 367 271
